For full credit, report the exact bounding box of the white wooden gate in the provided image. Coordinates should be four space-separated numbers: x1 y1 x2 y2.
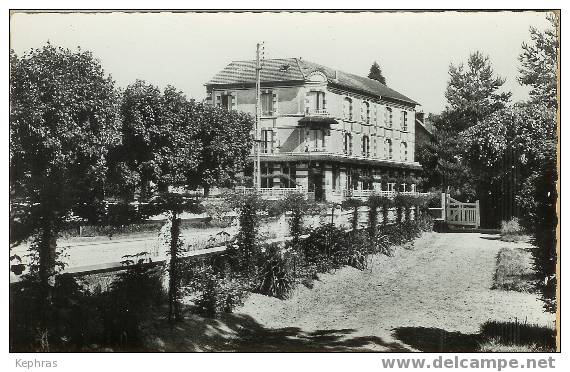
445 194 480 228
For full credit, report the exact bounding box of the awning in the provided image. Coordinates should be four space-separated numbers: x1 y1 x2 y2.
298 116 338 126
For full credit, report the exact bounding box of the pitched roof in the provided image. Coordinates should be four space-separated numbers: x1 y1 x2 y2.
206 57 419 106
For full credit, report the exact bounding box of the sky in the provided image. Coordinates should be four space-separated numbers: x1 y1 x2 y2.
10 11 553 114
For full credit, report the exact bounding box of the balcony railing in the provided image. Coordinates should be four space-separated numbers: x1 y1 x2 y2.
305 108 330 117
235 186 309 200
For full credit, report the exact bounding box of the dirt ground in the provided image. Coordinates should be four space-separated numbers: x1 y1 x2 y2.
144 232 555 352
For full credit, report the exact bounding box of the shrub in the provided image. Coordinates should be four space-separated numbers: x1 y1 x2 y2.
381 197 394 225
182 256 250 318
99 264 165 348
336 230 371 270
255 243 294 299
367 195 385 239
301 225 371 272
301 224 346 272
341 198 364 230
500 218 525 242
10 274 97 352
195 270 249 318
203 200 234 227
279 193 315 247
226 193 264 276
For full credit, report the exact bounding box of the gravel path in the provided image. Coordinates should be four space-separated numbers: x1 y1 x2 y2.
234 232 555 351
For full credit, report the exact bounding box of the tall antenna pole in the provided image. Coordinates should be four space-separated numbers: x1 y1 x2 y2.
254 42 262 191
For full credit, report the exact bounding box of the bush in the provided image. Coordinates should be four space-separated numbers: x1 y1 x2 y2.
301 225 371 272
337 230 371 270
301 224 346 272
183 256 250 318
99 264 165 348
500 218 525 242
195 270 249 318
341 198 364 230
255 243 294 299
10 274 97 352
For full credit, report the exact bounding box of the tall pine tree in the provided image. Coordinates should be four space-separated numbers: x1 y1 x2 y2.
368 61 387 85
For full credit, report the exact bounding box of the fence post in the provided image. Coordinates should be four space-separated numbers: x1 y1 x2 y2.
441 192 446 222
475 200 480 228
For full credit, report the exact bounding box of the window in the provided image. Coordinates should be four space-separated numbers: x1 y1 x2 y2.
332 167 339 190
261 165 273 188
343 97 353 120
306 91 326 114
362 102 370 124
219 93 234 110
261 129 273 154
307 129 325 151
401 111 408 131
261 91 275 116
385 107 393 127
343 132 352 155
401 142 408 161
385 139 393 160
362 135 370 157
281 164 296 188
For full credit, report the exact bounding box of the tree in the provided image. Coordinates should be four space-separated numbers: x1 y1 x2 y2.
417 52 511 225
151 86 204 322
519 13 559 109
189 104 254 195
10 45 120 303
463 102 557 311
444 51 511 131
516 13 559 313
107 80 163 201
368 61 386 85
462 103 556 222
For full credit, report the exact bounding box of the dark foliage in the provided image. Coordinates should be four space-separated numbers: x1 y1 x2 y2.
255 243 295 299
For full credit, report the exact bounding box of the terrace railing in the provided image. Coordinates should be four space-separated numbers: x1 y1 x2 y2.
235 186 309 200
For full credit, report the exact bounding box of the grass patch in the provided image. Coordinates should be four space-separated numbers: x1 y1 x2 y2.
492 247 536 292
479 320 556 352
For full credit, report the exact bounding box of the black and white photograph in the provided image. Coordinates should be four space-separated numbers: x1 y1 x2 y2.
6 5 561 362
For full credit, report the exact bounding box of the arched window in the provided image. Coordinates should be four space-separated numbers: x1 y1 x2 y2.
385 139 393 160
362 135 370 157
343 97 353 121
401 142 408 161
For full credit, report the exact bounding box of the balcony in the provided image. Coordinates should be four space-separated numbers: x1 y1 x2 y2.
299 108 337 126
305 107 330 117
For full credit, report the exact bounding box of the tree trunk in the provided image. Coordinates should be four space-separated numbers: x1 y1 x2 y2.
38 223 57 300
168 212 182 323
203 184 210 197
37 222 57 341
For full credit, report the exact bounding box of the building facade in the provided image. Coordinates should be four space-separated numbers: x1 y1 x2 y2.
206 58 423 201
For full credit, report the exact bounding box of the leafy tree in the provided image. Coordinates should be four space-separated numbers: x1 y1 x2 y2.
10 45 120 305
107 80 163 201
519 13 559 109
462 103 556 222
189 104 254 195
516 13 559 313
368 61 386 85
462 102 557 311
417 52 511 225
151 86 204 322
